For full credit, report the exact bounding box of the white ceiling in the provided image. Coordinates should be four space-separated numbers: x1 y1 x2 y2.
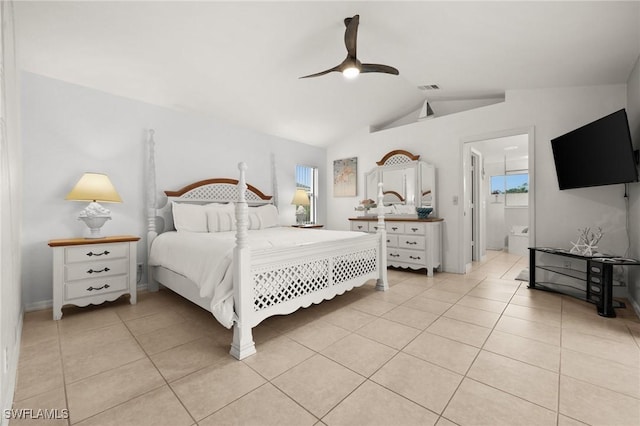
15 1 640 147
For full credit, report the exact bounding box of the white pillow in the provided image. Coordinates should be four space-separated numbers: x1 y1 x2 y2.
206 203 279 232
248 213 261 230
252 204 279 229
208 211 261 231
207 210 235 232
205 202 234 210
172 202 208 232
204 203 235 232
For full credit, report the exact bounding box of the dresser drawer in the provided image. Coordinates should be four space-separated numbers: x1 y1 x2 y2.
399 235 425 250
65 258 129 282
387 223 405 234
404 223 426 234
388 248 427 266
65 243 129 263
388 249 402 262
65 275 129 300
370 222 384 233
350 222 369 232
386 235 399 247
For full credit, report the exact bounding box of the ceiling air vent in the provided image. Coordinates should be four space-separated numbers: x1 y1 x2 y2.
418 84 440 91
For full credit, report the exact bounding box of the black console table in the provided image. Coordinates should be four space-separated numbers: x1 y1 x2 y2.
529 247 640 317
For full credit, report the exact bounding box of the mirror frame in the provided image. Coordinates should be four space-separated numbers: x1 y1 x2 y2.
365 150 436 215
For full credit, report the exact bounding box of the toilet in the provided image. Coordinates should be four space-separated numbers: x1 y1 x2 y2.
508 225 529 256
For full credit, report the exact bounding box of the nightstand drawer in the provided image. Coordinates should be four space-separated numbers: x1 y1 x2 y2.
65 243 129 263
65 258 128 282
65 275 129 300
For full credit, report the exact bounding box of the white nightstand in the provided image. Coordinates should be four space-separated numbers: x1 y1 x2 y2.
48 235 140 320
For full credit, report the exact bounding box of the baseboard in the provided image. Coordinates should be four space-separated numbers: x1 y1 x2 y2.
24 299 51 313
465 262 472 274
24 283 149 313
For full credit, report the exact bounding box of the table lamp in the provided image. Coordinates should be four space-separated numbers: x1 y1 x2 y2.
291 189 310 225
65 172 122 238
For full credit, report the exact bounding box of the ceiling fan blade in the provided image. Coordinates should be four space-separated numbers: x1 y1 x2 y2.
299 65 341 79
344 15 359 58
361 63 400 75
300 14 399 79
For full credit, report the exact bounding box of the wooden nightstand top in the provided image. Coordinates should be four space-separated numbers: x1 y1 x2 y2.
48 235 140 247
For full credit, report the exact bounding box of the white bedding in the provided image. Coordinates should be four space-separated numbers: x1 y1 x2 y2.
148 227 365 327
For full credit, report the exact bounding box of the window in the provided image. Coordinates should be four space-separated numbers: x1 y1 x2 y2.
295 165 318 223
491 173 528 206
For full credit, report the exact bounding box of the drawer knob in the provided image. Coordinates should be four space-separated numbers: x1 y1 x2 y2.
405 241 417 245
86 250 110 257
409 255 422 260
86 284 111 291
390 253 400 258
392 227 398 231
357 225 363 229
411 227 419 232
87 267 110 274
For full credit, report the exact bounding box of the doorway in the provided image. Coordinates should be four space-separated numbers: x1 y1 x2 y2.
461 128 535 271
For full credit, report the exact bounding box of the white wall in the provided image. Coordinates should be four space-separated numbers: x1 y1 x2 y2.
20 72 326 309
1 2 22 422
326 85 629 274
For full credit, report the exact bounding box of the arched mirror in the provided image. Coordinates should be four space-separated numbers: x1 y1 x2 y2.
365 150 436 215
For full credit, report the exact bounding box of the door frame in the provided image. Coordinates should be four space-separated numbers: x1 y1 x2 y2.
470 148 483 262
459 126 536 273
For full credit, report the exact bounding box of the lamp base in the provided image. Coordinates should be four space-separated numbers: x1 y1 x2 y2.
78 215 111 239
295 205 306 225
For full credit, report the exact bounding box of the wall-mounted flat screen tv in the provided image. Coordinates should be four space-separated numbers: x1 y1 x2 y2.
551 109 637 190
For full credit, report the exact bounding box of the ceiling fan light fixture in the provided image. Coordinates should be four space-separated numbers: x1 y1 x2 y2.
343 66 360 79
299 14 399 80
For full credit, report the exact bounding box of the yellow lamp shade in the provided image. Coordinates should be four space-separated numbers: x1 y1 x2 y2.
65 173 122 203
291 189 310 206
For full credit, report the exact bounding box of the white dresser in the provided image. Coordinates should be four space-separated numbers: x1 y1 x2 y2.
349 218 443 276
48 235 139 320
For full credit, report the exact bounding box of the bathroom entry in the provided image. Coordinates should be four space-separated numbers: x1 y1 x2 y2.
462 129 534 269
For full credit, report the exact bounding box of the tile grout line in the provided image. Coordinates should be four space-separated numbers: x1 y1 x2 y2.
55 320 71 426
16 252 639 425
119 303 200 426
62 311 172 425
435 277 555 421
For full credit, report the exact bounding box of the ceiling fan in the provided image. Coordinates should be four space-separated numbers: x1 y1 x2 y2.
300 14 399 79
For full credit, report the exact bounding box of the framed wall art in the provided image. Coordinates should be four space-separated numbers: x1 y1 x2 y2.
333 157 357 197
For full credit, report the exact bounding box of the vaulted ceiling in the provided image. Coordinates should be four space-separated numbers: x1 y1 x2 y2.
15 1 640 146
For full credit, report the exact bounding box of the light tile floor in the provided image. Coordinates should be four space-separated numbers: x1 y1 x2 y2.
12 251 640 425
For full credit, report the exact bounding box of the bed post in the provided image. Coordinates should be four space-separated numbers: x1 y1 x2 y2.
230 162 257 360
146 129 159 292
376 182 388 291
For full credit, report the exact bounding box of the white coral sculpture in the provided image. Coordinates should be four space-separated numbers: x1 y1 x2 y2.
570 227 603 256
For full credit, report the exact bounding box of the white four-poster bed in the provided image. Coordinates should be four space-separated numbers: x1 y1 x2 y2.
145 131 388 360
